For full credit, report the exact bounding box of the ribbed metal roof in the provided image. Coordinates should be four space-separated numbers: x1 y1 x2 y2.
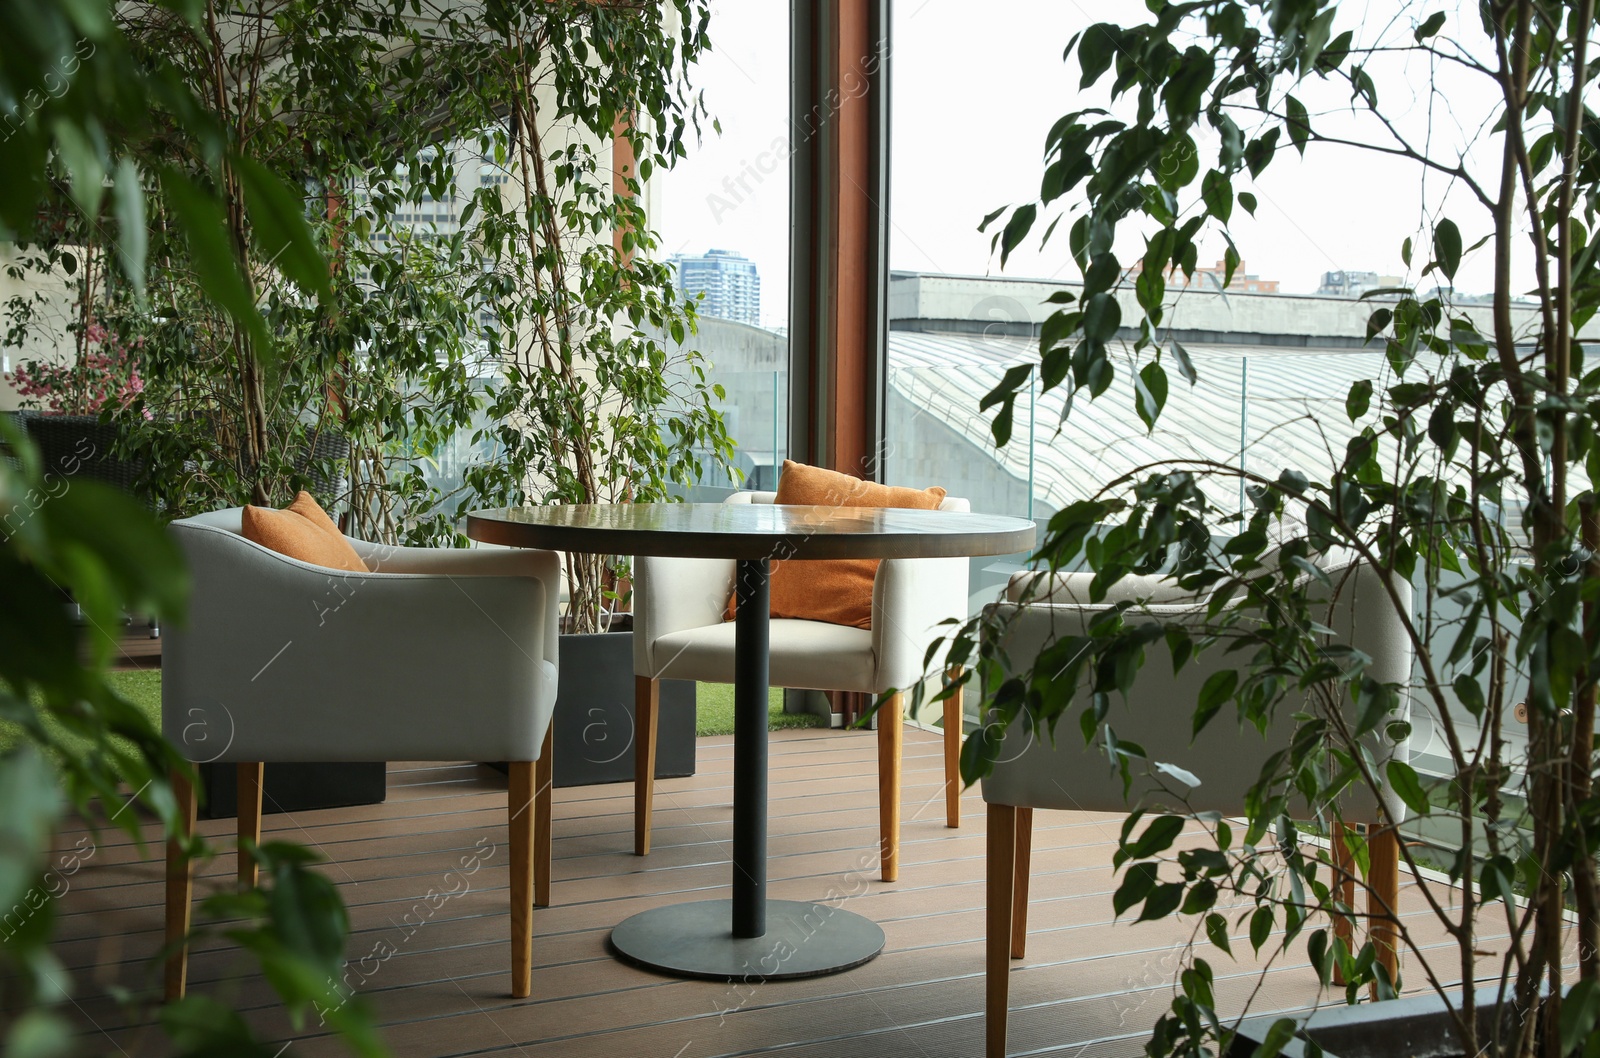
889 331 1436 515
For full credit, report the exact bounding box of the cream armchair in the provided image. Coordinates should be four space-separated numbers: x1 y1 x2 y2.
981 558 1413 1057
161 508 561 1000
632 490 971 882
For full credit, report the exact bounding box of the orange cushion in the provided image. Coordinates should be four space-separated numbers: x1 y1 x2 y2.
728 460 946 629
241 491 367 573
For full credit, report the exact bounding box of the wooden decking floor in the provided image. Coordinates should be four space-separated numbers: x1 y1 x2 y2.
45 725 1463 1057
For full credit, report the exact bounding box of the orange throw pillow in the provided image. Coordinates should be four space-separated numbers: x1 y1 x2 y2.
241 491 367 573
728 460 946 629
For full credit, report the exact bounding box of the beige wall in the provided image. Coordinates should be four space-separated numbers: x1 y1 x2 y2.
0 244 79 411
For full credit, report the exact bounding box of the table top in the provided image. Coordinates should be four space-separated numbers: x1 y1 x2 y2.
466 503 1037 560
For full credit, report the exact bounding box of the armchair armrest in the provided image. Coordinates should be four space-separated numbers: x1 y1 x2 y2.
350 540 561 664
872 555 969 693
632 555 736 677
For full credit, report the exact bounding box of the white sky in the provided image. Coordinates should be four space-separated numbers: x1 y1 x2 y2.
655 0 1521 330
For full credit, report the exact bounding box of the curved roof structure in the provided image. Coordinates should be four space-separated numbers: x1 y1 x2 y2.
889 330 1401 516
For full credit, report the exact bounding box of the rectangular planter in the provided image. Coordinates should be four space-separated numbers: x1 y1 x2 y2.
197 761 387 820
1228 987 1513 1058
553 630 696 788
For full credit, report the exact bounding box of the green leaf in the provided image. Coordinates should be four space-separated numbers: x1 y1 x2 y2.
1081 291 1121 342
1136 361 1168 431
1128 814 1187 859
1433 218 1462 282
1201 169 1232 224
1284 95 1310 155
1138 882 1185 922
1172 340 1198 385
1180 879 1219 915
1205 911 1232 955
1238 191 1257 215
1414 11 1446 42
1249 905 1273 952
111 159 147 294
51 119 106 218
160 995 267 1055
1194 670 1237 734
1346 379 1372 421
158 166 272 358
1163 47 1215 121
1385 760 1431 816
1078 24 1119 88
233 154 331 301
999 203 1038 268
0 748 63 913
3 1010 74 1058
1251 1017 1299 1058
1561 978 1600 1057
1113 862 1159 916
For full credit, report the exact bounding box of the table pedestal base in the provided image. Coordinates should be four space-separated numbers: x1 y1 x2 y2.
609 899 885 980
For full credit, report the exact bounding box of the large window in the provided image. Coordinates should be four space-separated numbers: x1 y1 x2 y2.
655 1 790 493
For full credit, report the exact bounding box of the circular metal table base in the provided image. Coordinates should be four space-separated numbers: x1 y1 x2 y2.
609 899 886 981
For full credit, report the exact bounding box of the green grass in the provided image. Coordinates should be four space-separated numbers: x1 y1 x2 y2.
2 670 819 749
0 669 163 753
694 683 827 737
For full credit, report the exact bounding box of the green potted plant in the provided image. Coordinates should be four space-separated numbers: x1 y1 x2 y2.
948 1 1600 1055
437 1 734 786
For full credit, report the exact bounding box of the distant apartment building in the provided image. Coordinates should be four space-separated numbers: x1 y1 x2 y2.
671 249 761 326
1175 258 1279 294
1317 269 1402 297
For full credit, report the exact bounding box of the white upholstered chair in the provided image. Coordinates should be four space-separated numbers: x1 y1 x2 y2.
161 509 561 1000
632 490 971 882
981 558 1413 1057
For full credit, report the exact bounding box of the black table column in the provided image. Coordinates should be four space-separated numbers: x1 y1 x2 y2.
732 558 769 937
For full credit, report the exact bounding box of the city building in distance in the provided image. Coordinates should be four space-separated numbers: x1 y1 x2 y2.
1317 269 1404 297
671 248 762 326
1171 258 1280 294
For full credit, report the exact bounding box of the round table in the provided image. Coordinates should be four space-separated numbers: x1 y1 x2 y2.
467 502 1037 980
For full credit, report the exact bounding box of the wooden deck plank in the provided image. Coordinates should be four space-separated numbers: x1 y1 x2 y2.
45 725 1471 1058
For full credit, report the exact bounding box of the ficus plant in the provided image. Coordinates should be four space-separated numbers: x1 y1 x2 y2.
938 1 1600 1055
7 0 736 633
434 0 736 632
1 2 387 1056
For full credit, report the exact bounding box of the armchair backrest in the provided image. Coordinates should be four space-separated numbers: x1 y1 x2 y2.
724 490 971 513
981 556 1413 824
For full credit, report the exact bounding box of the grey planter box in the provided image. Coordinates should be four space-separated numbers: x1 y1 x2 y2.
197 761 386 819
1229 987 1515 1058
553 630 696 788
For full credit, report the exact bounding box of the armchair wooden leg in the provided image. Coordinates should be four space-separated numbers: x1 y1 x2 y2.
944 672 964 829
508 761 535 999
1011 807 1033 959
634 675 659 856
237 762 264 891
987 803 1018 1058
164 769 197 1001
1368 823 1401 987
877 692 903 882
1330 824 1356 985
535 727 553 909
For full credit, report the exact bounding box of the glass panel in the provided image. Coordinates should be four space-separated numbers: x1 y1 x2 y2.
656 2 789 497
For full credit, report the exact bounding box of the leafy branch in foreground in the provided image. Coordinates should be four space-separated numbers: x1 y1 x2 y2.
933 1 1600 1055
